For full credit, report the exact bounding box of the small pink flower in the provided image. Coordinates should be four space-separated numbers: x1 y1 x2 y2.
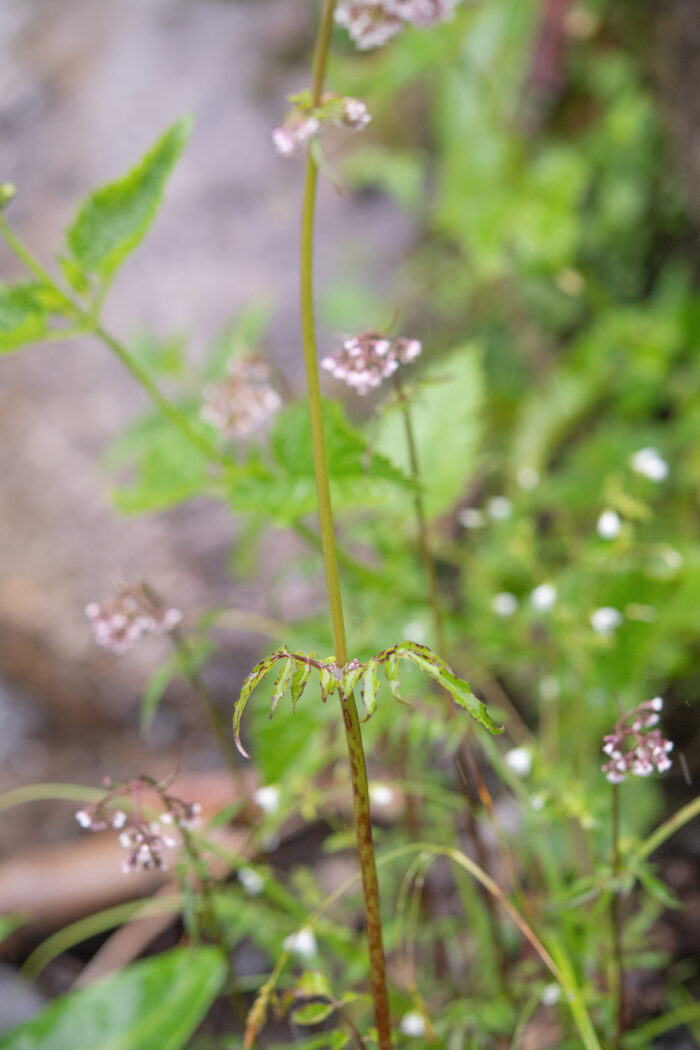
201 355 281 441
335 0 459 49
271 113 320 157
85 586 182 655
601 698 674 783
75 777 202 875
321 331 421 394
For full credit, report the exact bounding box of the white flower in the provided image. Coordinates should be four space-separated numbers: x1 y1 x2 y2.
631 447 668 481
458 507 484 529
530 794 546 811
402 620 428 643
539 676 560 702
541 983 561 1006
597 509 621 540
238 867 265 895
399 1012 427 1037
504 747 532 777
283 927 317 957
254 785 280 814
75 810 92 828
492 592 518 617
369 783 395 807
517 466 540 490
487 496 512 520
590 606 623 636
530 584 557 612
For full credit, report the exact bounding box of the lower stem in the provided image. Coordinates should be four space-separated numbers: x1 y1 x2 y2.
611 783 625 1049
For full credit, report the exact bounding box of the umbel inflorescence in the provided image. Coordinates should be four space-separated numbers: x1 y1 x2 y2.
201 354 282 441
75 775 201 874
272 92 371 158
602 698 673 783
85 585 182 654
321 331 421 394
335 0 461 50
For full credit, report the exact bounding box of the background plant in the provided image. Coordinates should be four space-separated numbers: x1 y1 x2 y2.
1 1 699 1048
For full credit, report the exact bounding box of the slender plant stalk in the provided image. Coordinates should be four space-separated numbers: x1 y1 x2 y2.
299 3 392 1046
611 782 625 1050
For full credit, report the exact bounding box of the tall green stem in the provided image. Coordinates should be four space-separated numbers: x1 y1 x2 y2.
300 3 392 1046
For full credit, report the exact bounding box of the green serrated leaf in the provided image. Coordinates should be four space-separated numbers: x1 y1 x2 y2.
233 652 282 757
376 345 483 519
67 118 191 283
360 660 380 722
290 657 312 713
403 649 502 735
0 283 49 352
269 657 295 719
140 661 175 735
291 1002 336 1027
0 946 225 1050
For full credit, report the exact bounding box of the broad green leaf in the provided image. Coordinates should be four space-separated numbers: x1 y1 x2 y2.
375 345 483 519
106 411 213 514
67 118 191 282
360 660 380 722
230 400 409 525
0 946 226 1050
269 657 295 718
290 657 312 712
0 283 48 352
140 660 175 735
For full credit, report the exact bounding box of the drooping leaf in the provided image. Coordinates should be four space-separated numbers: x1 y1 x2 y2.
383 649 402 702
290 657 312 713
269 657 295 719
0 283 48 352
400 646 502 735
0 946 225 1050
66 118 191 283
360 660 380 722
339 662 363 697
318 666 337 703
376 345 483 519
233 652 282 757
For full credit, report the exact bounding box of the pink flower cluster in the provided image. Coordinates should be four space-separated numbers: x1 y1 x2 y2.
201 355 281 440
272 94 371 158
335 0 460 50
321 331 421 394
601 697 674 783
75 777 202 875
85 586 182 654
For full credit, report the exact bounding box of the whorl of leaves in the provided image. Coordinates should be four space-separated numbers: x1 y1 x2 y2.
232 640 503 757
